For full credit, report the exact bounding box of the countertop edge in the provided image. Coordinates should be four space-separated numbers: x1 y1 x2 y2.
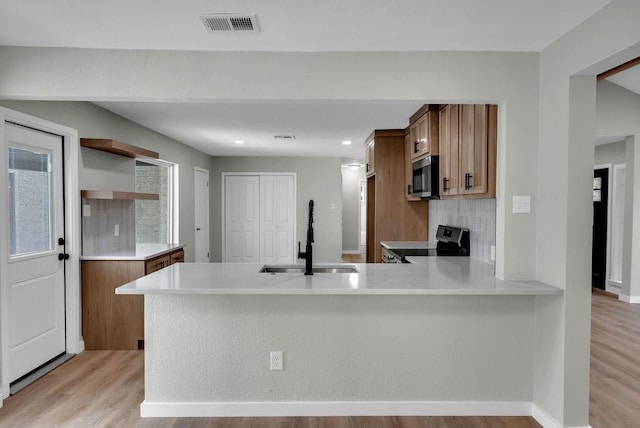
80 244 185 261
115 287 563 296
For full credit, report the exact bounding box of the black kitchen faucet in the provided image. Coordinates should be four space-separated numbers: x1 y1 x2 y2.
297 200 314 275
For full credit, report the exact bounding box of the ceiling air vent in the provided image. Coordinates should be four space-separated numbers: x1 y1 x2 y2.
273 135 296 140
200 14 260 32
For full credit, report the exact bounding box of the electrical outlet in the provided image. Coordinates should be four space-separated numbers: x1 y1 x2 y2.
270 351 283 370
114 224 120 237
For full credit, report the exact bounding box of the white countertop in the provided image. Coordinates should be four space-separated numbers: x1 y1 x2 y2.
80 243 185 261
381 241 436 250
115 258 562 296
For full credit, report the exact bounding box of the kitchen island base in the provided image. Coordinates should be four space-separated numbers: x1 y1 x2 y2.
142 293 544 418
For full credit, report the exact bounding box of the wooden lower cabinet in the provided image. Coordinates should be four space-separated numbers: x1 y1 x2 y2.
81 248 184 350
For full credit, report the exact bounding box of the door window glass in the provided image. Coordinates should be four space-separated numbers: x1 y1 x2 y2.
8 147 53 256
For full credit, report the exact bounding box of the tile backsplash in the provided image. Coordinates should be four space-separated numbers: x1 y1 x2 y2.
82 199 136 255
428 199 496 264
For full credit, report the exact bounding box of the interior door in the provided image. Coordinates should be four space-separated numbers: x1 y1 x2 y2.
224 175 259 263
194 168 209 262
242 176 260 263
5 122 66 383
275 175 294 264
592 168 609 289
225 175 244 263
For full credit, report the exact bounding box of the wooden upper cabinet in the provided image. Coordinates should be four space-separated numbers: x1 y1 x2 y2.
404 130 421 201
410 110 439 160
365 138 376 177
439 104 496 199
439 105 460 197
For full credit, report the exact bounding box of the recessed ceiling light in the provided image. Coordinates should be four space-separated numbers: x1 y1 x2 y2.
342 140 352 145
234 140 245 145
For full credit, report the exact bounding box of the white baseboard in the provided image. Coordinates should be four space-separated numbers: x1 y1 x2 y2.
618 294 640 304
605 282 621 295
341 250 363 255
532 404 562 428
141 400 532 418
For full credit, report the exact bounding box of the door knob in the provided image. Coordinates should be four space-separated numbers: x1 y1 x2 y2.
58 253 70 260
196 227 201 231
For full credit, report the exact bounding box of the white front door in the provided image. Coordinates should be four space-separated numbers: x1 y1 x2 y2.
194 168 209 263
5 122 66 383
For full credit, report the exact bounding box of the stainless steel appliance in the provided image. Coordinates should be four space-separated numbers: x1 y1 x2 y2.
382 225 470 263
411 155 439 198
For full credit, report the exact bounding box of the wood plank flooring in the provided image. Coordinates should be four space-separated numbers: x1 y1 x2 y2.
341 254 365 263
589 289 640 428
1 290 638 427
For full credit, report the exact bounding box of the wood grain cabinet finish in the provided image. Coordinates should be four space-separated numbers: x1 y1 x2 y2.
365 130 428 263
439 104 497 199
365 138 376 177
409 110 439 160
82 247 183 350
404 131 421 201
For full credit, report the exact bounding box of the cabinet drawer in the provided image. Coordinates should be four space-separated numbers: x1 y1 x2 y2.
170 249 185 264
146 255 171 274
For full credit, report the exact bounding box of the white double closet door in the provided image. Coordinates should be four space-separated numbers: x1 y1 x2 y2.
224 174 295 264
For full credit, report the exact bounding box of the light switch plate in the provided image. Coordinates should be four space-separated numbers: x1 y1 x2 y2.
512 196 531 214
83 204 91 217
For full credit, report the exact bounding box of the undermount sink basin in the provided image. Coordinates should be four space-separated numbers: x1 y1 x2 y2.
259 265 359 274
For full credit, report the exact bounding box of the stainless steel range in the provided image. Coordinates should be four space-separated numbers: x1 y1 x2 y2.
381 225 470 263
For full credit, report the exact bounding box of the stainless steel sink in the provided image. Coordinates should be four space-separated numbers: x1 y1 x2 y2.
259 264 359 274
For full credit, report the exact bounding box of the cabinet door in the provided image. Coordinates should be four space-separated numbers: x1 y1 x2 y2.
416 114 428 158
405 132 420 201
170 249 185 264
426 110 439 156
365 140 376 176
439 105 460 196
146 255 170 274
460 105 488 195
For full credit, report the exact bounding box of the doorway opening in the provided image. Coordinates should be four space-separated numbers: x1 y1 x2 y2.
592 167 609 290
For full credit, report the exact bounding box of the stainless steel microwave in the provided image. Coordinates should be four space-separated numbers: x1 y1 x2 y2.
411 155 439 198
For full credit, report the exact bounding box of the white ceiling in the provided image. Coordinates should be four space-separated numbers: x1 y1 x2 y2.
0 0 621 158
0 0 612 52
94 101 424 161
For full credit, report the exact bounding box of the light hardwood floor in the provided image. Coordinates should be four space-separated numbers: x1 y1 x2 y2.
0 290 636 427
589 289 640 428
341 253 365 263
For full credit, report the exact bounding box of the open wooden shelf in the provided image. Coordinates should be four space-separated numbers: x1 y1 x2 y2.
81 190 159 200
80 138 159 159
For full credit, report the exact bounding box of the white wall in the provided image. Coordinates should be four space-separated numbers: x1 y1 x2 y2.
209 157 343 263
536 1 640 425
0 47 543 280
595 140 626 165
0 100 211 262
341 166 365 253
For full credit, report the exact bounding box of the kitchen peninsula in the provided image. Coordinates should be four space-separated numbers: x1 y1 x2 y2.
117 260 560 418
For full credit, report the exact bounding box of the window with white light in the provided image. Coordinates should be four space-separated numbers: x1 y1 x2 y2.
135 159 178 244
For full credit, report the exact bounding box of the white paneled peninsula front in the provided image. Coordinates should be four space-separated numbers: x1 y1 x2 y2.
117 259 561 418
